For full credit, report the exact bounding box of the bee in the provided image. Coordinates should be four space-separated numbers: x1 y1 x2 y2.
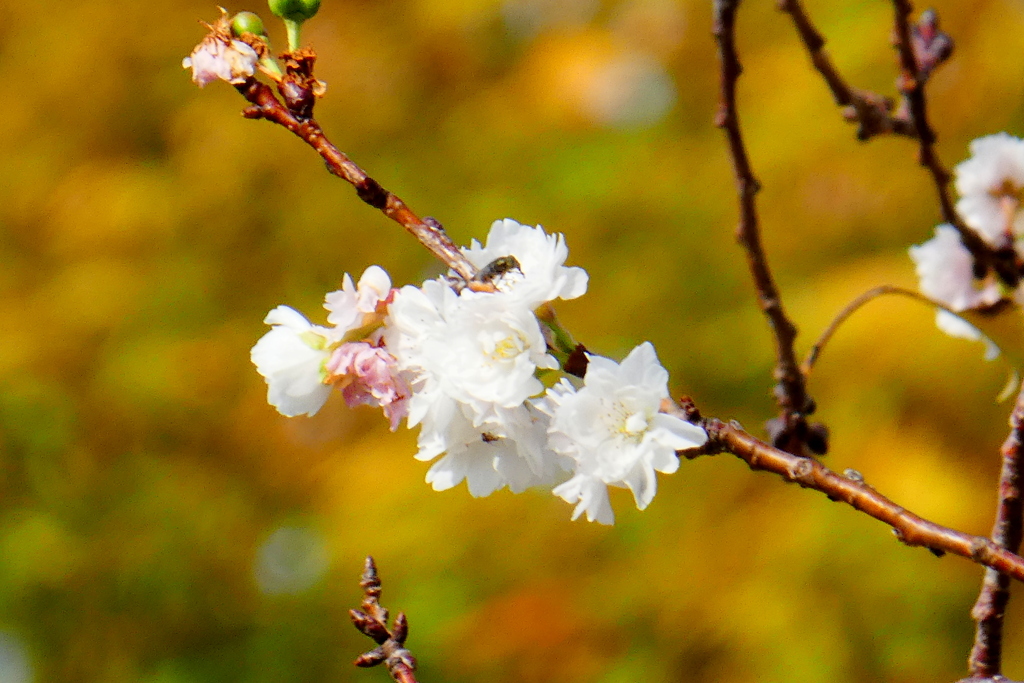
475 255 521 284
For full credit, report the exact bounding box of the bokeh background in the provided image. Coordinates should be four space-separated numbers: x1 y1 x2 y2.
3 0 1024 680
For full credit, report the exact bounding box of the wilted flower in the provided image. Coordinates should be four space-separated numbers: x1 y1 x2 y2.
545 342 708 524
183 10 261 87
251 306 333 417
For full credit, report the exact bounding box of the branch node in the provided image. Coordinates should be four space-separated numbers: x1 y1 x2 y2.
356 178 389 210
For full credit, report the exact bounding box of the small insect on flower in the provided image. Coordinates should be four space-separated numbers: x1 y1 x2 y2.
475 256 522 284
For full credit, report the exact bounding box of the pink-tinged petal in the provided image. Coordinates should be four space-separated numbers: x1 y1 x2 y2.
326 342 411 429
356 266 392 312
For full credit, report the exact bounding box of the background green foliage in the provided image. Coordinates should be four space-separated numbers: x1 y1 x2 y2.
2 0 1024 680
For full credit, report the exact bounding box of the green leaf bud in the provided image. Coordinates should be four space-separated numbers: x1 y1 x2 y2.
268 0 320 22
231 11 266 37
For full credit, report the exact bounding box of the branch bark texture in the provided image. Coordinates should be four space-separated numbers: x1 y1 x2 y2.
234 78 478 282
890 0 1018 287
777 0 914 140
968 387 1024 678
781 0 1019 287
713 0 814 453
680 410 1024 583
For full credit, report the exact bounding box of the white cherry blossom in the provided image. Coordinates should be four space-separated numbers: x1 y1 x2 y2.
545 342 707 524
909 224 1001 312
386 279 556 425
420 404 565 496
462 219 589 308
955 133 1024 249
251 306 333 417
385 276 564 494
324 265 392 335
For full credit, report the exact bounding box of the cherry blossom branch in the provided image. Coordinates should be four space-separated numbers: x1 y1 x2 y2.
233 75 478 282
350 557 419 683
966 386 1024 679
777 0 914 140
675 399 1024 583
885 1 1008 285
713 0 820 456
781 0 1019 287
891 5 1020 288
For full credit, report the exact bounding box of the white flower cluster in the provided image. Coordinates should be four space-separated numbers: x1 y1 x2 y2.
909 133 1024 355
251 219 708 523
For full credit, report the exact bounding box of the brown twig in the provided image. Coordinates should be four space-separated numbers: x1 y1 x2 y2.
889 2 971 251
889 3 1019 288
802 284 982 375
350 557 419 683
673 402 1024 583
713 0 818 456
780 0 1019 288
777 0 914 140
233 76 478 282
967 386 1024 679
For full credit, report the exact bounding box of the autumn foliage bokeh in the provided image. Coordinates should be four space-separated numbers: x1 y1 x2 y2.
4 0 1024 681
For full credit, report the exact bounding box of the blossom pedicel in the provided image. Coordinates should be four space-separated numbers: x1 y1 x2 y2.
251 219 708 523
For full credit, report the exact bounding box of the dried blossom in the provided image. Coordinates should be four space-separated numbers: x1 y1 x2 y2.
182 9 260 88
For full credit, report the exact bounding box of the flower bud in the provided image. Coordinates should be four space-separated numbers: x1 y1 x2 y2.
268 0 321 22
231 11 266 37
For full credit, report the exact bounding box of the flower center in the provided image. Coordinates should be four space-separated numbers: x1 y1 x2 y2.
605 401 648 443
485 330 527 362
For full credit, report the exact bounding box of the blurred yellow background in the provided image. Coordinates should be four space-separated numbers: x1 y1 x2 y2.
3 0 1024 680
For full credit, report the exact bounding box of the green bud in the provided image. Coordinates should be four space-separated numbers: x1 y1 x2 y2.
231 11 266 37
268 0 320 22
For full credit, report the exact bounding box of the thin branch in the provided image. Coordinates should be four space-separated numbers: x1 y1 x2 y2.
780 0 1020 288
674 402 1024 583
802 284 981 374
968 386 1024 678
777 0 915 140
350 557 420 683
234 77 478 282
888 2 1019 288
890 3 956 236
713 0 816 454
